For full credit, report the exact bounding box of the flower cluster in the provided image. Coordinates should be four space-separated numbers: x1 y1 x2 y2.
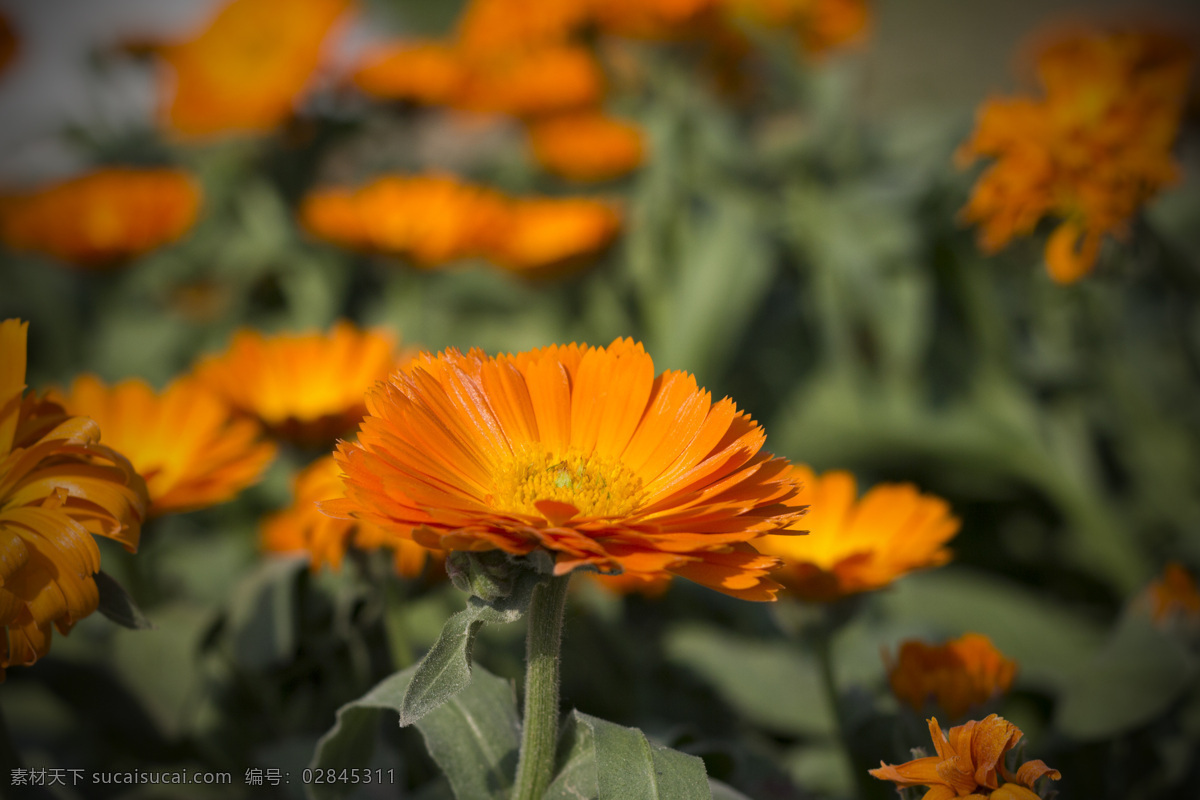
0 168 201 268
870 714 1060 799
886 633 1017 719
958 28 1193 283
300 175 621 273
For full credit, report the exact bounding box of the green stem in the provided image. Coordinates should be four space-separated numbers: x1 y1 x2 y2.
512 575 572 800
813 609 874 800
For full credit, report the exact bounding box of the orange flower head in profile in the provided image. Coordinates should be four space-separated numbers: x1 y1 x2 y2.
330 338 807 600
1 320 148 678
886 633 1017 720
300 174 509 266
153 0 353 137
53 375 276 516
0 168 201 269
755 465 960 601
527 112 647 182
958 28 1193 283
870 714 1060 799
263 455 441 578
192 322 402 445
488 197 622 275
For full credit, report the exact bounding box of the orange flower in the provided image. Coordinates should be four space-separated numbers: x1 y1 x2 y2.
352 41 466 105
488 197 622 274
263 455 440 578
457 45 605 117
52 375 276 516
329 338 806 600
0 11 18 76
300 174 509 266
592 0 719 40
583 570 673 598
455 0 590 57
527 112 646 182
153 0 353 137
870 714 1060 799
0 168 201 269
886 634 1017 719
958 29 1192 283
1143 562 1200 626
755 465 959 601
1 320 148 678
191 322 402 445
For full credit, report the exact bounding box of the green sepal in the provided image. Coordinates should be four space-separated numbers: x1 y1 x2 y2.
94 569 154 630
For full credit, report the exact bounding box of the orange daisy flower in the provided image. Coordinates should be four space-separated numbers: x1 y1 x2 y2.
152 0 353 137
582 570 673 599
958 29 1192 283
0 168 201 269
1 320 148 678
299 174 510 266
870 714 1060 800
455 0 590 57
191 322 402 445
755 465 960 601
456 44 605 117
329 338 806 601
527 112 646 182
351 41 466 106
488 197 622 274
263 455 441 578
886 633 1017 719
53 375 276 516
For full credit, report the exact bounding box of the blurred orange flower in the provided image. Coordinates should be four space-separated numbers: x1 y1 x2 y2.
455 0 590 57
263 455 441 578
0 168 201 269
457 45 605 117
489 197 622 274
352 41 466 106
0 11 18 75
755 465 959 601
1143 562 1200 626
593 0 718 40
870 714 1060 799
53 375 276 516
1 320 148 679
527 112 646 181
153 0 353 137
583 570 673 598
192 322 402 445
329 338 806 600
958 29 1192 283
300 174 509 266
886 633 1017 719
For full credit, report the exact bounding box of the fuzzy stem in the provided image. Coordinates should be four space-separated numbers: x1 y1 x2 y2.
512 574 572 800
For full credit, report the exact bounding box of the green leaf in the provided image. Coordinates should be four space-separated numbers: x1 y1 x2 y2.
94 570 153 630
399 568 544 726
309 664 521 800
545 711 711 800
708 779 754 800
227 555 305 670
1055 611 1198 740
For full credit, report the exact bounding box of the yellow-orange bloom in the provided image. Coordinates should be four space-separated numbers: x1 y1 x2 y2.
0 168 201 269
191 322 402 445
958 29 1192 283
300 175 509 266
488 197 622 274
755 465 959 601
870 714 1060 799
53 375 276 516
329 339 806 600
457 45 605 117
455 0 590 57
263 455 441 578
352 41 466 106
886 634 1017 720
1 320 148 678
153 0 352 137
527 112 646 182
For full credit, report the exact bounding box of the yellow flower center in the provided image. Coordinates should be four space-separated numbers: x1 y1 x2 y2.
493 446 644 519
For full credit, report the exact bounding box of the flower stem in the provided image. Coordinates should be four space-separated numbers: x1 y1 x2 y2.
813 609 875 800
512 574 572 800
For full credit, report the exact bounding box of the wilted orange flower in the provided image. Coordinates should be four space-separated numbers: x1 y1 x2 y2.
0 11 18 76
300 174 509 266
53 375 276 516
755 465 959 601
886 634 1017 719
153 0 353 137
330 338 807 600
958 29 1192 283
0 168 201 269
352 41 466 106
263 455 440 578
1143 562 1200 626
192 322 402 445
1 320 148 678
488 197 622 274
870 714 1060 799
527 112 646 181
